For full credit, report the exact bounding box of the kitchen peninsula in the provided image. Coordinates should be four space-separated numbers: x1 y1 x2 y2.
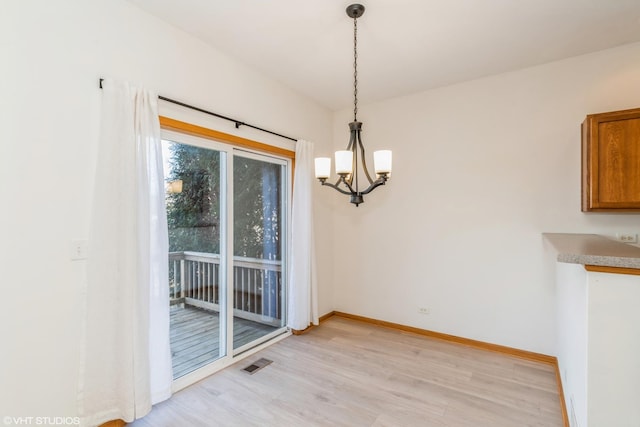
544 233 640 427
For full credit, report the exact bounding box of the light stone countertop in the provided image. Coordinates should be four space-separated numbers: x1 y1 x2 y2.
543 233 640 269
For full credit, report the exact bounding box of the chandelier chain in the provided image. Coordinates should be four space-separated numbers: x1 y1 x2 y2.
353 16 358 121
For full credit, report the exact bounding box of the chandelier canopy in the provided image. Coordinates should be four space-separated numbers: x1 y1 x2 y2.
314 3 392 207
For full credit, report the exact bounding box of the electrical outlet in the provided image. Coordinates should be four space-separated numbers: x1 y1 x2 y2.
418 307 430 315
615 233 638 243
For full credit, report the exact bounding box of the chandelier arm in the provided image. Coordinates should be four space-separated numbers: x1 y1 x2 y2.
321 180 356 196
345 129 357 186
352 140 359 190
359 176 388 195
356 130 374 184
340 175 357 194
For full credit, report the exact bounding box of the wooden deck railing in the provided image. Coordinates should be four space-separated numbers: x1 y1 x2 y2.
169 251 282 327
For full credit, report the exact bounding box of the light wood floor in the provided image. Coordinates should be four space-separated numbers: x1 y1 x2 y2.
171 305 278 378
133 316 563 426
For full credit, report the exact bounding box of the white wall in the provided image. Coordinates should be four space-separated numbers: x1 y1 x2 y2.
329 41 640 355
0 0 333 419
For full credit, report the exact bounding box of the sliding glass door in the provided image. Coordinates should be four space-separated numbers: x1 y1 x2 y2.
161 131 289 381
232 151 287 354
163 138 228 379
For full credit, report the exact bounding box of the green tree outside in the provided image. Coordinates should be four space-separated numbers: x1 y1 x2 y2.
164 141 283 260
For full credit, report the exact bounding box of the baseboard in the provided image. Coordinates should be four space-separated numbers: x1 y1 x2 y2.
319 311 336 322
290 311 337 335
331 311 554 363
553 361 570 427
322 311 569 426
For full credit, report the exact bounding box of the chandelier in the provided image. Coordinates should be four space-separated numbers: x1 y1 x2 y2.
314 3 392 207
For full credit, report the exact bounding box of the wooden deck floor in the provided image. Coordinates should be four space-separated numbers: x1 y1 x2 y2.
171 305 278 378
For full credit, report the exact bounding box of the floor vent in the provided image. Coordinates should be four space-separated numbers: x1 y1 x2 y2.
243 358 273 375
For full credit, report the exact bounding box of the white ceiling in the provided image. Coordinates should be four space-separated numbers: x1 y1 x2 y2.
128 0 640 111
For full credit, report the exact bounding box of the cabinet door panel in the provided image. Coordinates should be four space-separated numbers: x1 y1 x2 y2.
582 108 640 212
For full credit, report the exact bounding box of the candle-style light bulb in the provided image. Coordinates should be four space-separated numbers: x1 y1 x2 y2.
335 150 353 175
314 157 331 179
373 150 392 176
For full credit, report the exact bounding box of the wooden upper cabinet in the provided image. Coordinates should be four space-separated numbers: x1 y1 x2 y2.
582 107 640 212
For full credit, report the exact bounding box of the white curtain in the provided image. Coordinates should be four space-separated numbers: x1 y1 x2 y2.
78 79 172 426
287 139 319 331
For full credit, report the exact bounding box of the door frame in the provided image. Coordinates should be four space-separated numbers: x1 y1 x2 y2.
160 119 294 392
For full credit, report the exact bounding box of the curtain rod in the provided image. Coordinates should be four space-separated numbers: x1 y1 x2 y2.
99 78 297 142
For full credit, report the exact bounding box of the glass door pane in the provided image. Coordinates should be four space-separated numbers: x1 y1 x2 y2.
163 139 227 378
232 152 287 352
